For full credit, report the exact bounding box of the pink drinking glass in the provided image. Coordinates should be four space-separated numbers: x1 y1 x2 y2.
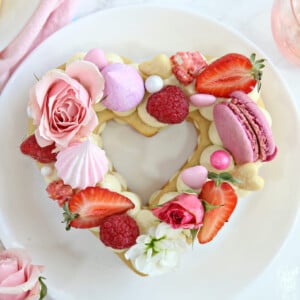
271 0 300 65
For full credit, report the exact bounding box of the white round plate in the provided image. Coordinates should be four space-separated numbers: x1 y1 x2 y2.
0 0 39 50
0 5 299 300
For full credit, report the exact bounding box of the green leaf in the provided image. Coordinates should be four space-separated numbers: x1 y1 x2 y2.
202 200 224 212
207 171 241 186
38 277 47 300
62 202 79 231
190 228 199 241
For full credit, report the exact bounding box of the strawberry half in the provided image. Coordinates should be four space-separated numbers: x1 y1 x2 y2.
197 173 238 244
195 53 265 97
63 187 134 230
20 134 57 163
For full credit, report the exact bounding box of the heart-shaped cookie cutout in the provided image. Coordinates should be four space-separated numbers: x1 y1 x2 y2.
21 49 277 276
102 121 198 204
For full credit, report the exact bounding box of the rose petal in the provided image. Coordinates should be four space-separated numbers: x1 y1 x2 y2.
0 258 19 283
66 60 104 104
0 249 43 296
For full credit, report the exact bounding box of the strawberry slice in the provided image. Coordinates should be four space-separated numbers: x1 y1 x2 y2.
63 187 134 230
20 134 57 163
195 53 265 97
197 173 238 244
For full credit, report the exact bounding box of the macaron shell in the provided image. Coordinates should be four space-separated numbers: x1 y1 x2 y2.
213 91 276 164
213 104 254 164
230 91 276 161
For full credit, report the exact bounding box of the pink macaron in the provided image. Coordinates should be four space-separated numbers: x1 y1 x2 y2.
213 91 277 164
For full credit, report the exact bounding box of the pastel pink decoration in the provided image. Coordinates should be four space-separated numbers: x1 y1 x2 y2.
101 63 145 111
213 91 277 164
189 93 216 107
210 150 231 170
0 248 44 300
55 138 109 189
181 165 208 189
84 48 108 70
152 193 204 229
28 60 104 149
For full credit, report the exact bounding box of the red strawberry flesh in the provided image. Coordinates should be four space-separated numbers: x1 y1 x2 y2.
195 53 258 97
67 187 134 229
197 181 237 244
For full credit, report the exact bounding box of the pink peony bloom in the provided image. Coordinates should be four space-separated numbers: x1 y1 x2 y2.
0 249 44 300
28 60 104 149
152 193 204 229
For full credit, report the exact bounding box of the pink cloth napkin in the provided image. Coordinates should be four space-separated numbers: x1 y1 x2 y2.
0 0 77 93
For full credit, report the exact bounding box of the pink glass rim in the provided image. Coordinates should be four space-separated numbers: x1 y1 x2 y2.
291 0 300 26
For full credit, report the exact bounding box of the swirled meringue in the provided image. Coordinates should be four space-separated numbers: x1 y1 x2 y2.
55 138 109 189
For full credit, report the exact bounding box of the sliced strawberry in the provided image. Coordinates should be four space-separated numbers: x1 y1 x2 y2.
20 134 57 163
170 51 207 85
195 53 265 97
63 187 134 230
197 175 238 244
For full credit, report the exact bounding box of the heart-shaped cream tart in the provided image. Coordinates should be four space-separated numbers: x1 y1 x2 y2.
21 49 277 276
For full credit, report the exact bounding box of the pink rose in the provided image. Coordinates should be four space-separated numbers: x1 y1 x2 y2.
152 193 204 229
0 249 44 300
28 60 105 148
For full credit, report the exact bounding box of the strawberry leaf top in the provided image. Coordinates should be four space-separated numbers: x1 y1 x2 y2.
63 202 79 230
208 171 240 186
249 53 265 92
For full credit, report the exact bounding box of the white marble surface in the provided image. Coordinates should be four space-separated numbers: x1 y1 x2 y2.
1 0 300 299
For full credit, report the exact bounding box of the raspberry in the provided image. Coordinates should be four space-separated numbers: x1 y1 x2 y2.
46 180 74 206
99 214 139 249
146 85 189 124
170 51 207 85
20 134 57 163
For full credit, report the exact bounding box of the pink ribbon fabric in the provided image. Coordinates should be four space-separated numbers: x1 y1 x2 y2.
0 0 77 93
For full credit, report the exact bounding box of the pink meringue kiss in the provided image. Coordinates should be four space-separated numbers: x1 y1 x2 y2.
181 165 208 190
55 139 109 189
189 93 216 107
84 48 108 70
210 150 231 170
101 63 145 111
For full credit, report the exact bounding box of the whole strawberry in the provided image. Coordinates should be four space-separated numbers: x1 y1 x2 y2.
99 213 140 249
196 53 265 97
20 134 57 163
146 85 189 124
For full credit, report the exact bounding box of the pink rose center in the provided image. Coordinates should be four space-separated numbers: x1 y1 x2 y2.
167 205 194 227
47 80 89 133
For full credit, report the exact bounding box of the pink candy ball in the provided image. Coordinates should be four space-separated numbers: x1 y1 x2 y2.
210 150 231 170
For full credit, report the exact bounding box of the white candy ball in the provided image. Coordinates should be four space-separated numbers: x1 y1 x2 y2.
145 75 164 93
41 166 53 177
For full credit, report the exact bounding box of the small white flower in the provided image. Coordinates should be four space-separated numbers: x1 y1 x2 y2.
125 223 188 276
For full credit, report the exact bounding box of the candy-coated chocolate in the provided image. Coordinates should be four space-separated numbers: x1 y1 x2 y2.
189 93 216 107
210 150 231 170
181 166 208 189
